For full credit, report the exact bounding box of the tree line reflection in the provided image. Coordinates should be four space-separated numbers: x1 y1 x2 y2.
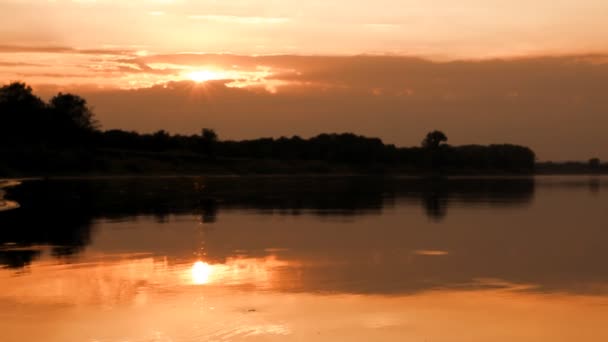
0 176 535 268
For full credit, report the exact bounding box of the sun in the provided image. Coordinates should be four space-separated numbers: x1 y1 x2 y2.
187 70 222 83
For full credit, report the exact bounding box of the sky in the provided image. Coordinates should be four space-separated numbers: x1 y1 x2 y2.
1 0 608 160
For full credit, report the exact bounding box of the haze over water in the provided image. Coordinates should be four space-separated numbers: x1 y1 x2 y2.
0 176 607 341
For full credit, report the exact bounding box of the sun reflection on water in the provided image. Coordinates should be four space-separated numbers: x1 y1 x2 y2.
191 261 212 285
185 256 292 287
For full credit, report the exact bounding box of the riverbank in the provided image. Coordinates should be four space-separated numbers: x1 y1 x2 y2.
0 147 539 178
1 146 603 178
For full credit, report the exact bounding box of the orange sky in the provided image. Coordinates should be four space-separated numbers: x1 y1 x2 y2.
1 0 608 160
3 0 608 58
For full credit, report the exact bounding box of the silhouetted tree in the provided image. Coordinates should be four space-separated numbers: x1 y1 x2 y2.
0 82 46 143
200 128 218 157
151 130 171 150
49 93 98 132
421 130 448 149
420 131 448 172
48 93 99 145
202 128 218 142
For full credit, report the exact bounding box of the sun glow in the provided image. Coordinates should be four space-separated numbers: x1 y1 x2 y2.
191 261 213 285
187 70 223 83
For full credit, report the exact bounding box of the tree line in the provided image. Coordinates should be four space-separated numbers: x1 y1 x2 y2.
0 82 536 175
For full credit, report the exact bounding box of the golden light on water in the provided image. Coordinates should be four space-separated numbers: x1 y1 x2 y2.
186 256 291 287
191 261 213 285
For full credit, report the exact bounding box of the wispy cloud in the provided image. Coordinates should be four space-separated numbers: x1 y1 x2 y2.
188 15 290 24
0 45 133 56
15 72 89 79
0 61 46 67
364 23 401 30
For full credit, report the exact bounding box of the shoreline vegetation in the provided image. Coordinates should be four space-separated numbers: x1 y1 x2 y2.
1 82 605 177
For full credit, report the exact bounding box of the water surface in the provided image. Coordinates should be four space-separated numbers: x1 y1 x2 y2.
1 176 607 341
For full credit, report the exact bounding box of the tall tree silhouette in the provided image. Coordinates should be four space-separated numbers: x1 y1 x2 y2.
0 82 46 143
421 130 448 149
200 128 218 158
49 93 98 132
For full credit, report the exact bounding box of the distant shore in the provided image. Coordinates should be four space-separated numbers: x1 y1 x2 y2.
2 81 605 179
